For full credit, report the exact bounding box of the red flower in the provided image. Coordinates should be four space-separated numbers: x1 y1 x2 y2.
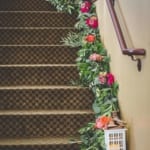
85 34 96 43
89 53 103 62
80 1 91 13
95 116 111 129
106 73 115 86
86 16 98 28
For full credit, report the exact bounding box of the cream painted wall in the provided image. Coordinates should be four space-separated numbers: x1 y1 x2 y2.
95 0 150 150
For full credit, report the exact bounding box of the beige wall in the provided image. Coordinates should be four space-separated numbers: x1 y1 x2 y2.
95 0 150 150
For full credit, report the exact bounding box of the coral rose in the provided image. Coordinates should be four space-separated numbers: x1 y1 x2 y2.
80 1 91 13
85 34 96 43
95 116 111 129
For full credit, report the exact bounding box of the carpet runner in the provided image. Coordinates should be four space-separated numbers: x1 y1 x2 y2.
0 0 94 149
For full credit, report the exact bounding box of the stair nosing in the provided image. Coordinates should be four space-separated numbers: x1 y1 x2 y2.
0 136 81 145
0 27 75 30
0 45 71 47
0 85 88 90
0 110 94 116
0 11 63 13
0 64 76 67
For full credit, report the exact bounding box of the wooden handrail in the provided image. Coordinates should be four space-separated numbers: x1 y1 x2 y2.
106 0 146 71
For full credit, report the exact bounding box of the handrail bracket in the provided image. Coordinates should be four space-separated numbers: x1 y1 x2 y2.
131 56 142 72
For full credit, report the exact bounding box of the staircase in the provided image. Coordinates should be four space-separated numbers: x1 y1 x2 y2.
0 0 94 149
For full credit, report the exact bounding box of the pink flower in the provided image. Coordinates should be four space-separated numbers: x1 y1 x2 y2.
106 73 115 86
99 72 107 84
80 1 91 13
95 116 111 129
86 16 98 28
89 53 103 62
89 53 97 61
98 73 115 86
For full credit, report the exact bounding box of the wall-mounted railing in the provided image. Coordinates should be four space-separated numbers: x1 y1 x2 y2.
106 0 146 71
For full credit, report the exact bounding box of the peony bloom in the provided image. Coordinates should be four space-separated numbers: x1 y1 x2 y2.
80 1 91 13
89 53 103 62
86 16 98 28
95 116 111 129
106 73 115 86
85 34 96 43
99 72 107 84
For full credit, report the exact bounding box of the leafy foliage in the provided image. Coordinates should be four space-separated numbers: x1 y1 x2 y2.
46 0 80 14
48 0 121 150
79 123 106 150
61 32 83 47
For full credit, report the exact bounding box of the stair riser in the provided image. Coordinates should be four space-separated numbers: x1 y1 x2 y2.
0 46 77 64
0 144 80 150
0 0 56 11
0 66 79 86
0 114 94 138
0 13 76 27
0 88 94 110
0 29 75 45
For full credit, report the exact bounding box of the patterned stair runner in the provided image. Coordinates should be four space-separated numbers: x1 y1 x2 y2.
0 0 94 149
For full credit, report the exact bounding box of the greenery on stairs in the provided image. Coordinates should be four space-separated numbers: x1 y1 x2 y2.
47 0 120 149
46 0 80 14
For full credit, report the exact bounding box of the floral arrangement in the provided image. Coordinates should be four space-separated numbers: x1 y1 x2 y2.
48 0 125 149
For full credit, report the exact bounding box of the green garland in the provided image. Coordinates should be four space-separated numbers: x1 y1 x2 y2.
46 0 80 14
48 0 120 149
